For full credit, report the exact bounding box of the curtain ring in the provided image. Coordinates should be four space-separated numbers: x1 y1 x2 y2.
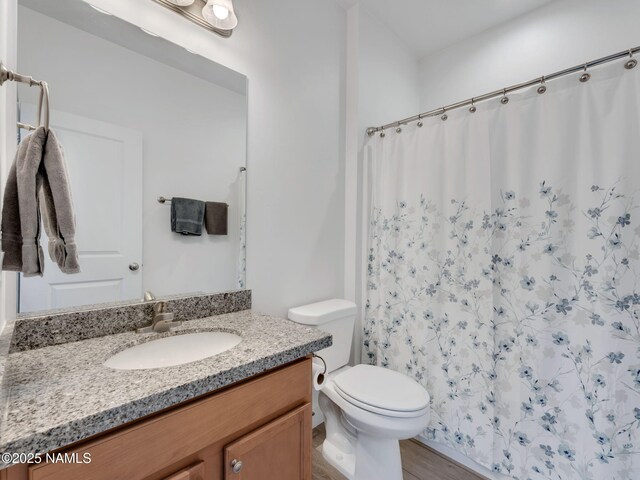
441 107 448 121
417 114 423 127
537 75 547 94
580 63 591 83
395 121 402 134
500 88 509 104
469 98 476 113
625 48 637 70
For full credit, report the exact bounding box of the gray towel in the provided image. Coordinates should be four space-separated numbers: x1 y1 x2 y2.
204 202 228 235
16 127 47 277
39 129 80 274
1 135 33 271
171 197 205 236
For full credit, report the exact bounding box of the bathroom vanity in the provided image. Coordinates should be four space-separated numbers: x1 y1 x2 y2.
0 292 331 480
2 359 312 480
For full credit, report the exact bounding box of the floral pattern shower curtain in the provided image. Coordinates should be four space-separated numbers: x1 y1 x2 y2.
363 61 640 480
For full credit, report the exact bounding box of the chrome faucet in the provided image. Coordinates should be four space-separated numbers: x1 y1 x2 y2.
137 301 182 334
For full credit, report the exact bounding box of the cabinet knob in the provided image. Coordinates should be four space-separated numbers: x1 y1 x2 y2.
129 262 140 271
231 459 243 473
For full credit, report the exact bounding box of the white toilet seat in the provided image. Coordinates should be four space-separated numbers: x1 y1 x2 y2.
322 368 430 439
334 383 430 418
331 364 430 418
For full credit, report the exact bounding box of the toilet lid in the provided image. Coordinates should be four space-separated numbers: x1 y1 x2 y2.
332 365 430 416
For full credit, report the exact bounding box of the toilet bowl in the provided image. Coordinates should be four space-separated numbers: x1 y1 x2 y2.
288 299 430 480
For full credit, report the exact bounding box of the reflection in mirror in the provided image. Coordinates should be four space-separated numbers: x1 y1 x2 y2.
16 0 247 314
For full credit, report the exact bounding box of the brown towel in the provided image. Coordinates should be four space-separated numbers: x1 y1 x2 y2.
1 135 33 271
16 127 47 277
204 202 228 235
39 129 80 274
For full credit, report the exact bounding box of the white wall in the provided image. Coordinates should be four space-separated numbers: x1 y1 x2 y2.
344 6 421 363
23 0 348 318
418 0 640 110
17 7 246 300
358 8 420 137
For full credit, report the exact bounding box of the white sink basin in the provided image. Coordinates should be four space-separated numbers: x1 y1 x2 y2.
104 332 242 370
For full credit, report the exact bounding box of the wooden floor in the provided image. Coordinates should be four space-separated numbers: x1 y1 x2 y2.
312 425 486 480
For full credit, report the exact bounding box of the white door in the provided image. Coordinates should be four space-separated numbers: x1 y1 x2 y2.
19 105 143 313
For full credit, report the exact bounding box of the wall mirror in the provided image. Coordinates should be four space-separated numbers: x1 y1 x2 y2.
14 0 247 314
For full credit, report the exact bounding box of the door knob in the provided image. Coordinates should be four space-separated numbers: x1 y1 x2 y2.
129 262 140 271
231 459 243 473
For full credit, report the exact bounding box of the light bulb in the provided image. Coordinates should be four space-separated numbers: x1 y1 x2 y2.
212 5 229 20
202 0 237 30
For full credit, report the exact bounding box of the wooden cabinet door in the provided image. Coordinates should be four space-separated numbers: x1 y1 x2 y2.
224 403 311 480
163 461 204 480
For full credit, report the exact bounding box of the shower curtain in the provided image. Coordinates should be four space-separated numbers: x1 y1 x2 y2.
363 60 640 480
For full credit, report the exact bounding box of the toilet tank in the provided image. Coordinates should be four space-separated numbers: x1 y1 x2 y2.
288 299 357 374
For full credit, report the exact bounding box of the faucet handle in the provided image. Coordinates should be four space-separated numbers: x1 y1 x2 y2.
143 291 156 301
154 301 167 314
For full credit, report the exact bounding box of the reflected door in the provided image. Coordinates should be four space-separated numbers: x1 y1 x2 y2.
19 106 143 313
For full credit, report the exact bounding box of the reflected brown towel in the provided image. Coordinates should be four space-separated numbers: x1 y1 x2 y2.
204 202 228 235
1 136 33 271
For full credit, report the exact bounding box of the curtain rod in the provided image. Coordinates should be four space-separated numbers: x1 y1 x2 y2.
366 45 640 137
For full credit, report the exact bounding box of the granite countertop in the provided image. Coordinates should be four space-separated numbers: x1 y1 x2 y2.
0 310 331 463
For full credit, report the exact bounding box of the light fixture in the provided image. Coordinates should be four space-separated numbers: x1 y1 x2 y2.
152 0 236 37
202 0 238 30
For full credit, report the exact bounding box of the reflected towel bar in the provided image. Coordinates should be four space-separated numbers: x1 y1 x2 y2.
1 62 46 131
157 197 229 206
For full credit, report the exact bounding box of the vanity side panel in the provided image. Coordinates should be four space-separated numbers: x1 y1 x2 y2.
16 357 311 480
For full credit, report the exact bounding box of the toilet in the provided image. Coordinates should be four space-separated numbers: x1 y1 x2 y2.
288 299 430 480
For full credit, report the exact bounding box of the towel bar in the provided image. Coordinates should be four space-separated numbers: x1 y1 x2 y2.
17 122 36 132
157 196 228 206
1 62 48 131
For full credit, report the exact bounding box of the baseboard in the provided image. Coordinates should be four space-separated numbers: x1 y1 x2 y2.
413 435 509 480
